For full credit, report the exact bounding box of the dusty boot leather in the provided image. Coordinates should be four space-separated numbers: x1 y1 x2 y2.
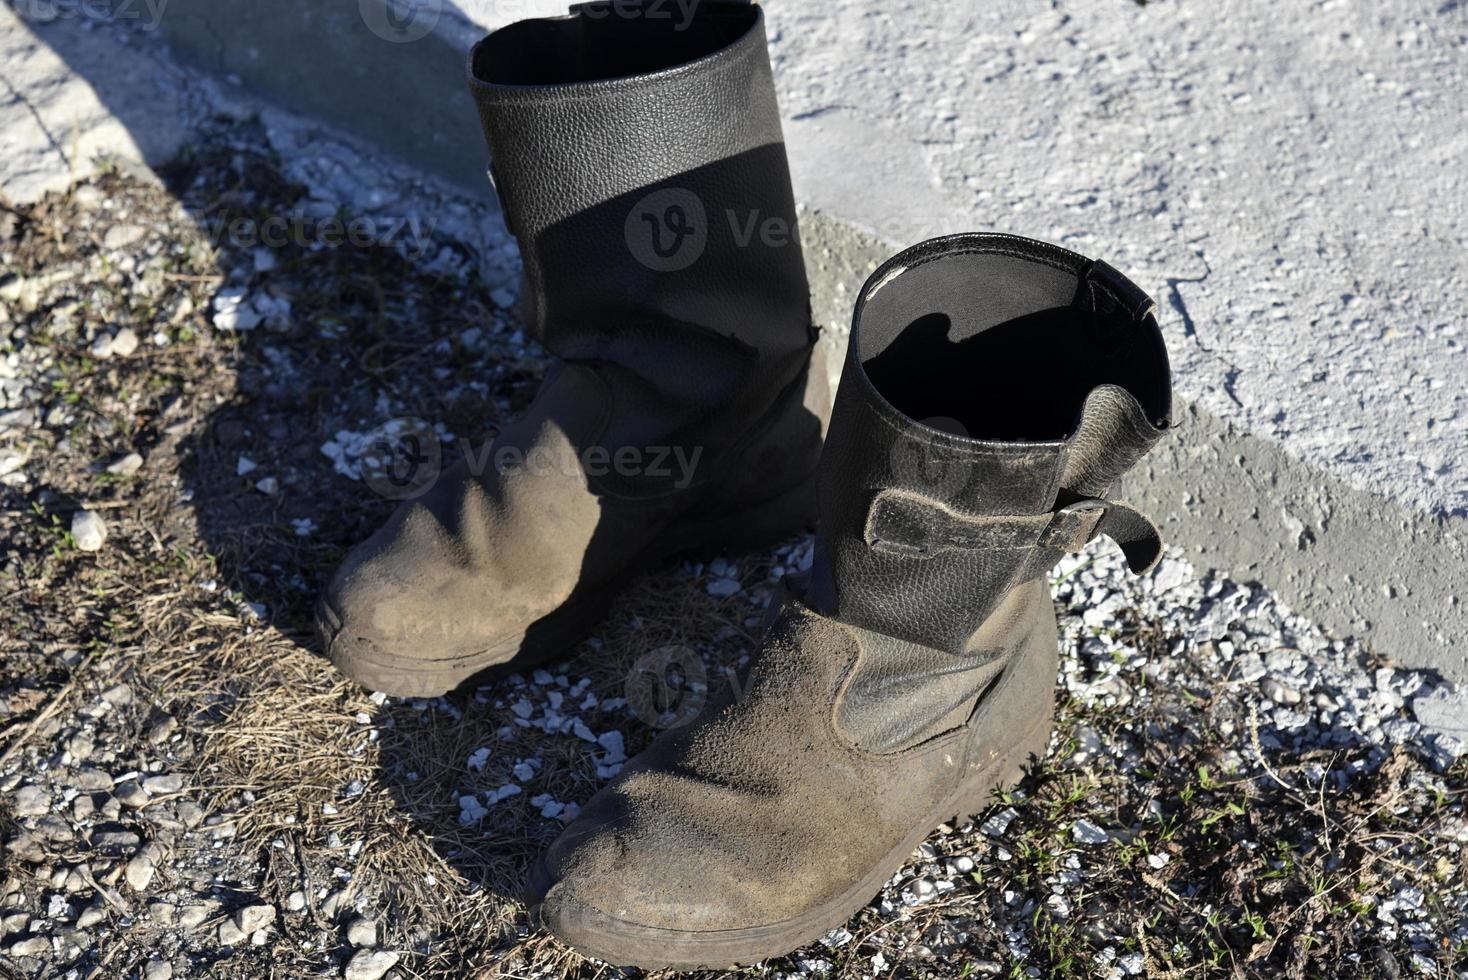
317 2 827 696
527 233 1175 969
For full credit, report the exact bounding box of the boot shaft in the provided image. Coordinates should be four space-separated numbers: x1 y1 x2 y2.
468 1 811 378
812 234 1173 656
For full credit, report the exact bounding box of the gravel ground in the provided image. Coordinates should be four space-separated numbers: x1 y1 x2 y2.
0 120 1465 980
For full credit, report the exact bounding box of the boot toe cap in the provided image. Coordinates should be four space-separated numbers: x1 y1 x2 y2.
315 571 476 698
529 779 809 939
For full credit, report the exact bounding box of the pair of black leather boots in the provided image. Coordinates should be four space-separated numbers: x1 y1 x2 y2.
315 1 1172 968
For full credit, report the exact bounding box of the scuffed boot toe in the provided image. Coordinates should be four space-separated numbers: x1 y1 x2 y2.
315 575 459 698
316 550 530 698
528 824 755 970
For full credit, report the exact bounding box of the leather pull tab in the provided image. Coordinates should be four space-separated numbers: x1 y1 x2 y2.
1041 499 1164 575
1088 259 1157 323
864 490 1046 558
1072 259 1157 352
864 490 1163 575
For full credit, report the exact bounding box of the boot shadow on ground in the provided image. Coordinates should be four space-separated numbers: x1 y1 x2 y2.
159 119 826 966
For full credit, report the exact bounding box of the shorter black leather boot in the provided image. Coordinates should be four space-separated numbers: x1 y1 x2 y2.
527 233 1174 969
316 1 827 696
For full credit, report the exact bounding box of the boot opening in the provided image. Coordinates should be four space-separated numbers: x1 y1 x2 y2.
856 238 1172 442
472 1 759 87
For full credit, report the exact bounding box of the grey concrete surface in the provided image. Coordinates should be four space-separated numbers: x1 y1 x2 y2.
155 0 492 192
0 1 190 202
776 0 1468 524
3 0 1464 678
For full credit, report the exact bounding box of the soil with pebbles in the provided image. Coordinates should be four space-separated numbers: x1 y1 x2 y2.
0 121 1465 980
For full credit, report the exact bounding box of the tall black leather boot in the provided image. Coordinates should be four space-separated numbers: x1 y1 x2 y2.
526 233 1173 969
317 1 827 696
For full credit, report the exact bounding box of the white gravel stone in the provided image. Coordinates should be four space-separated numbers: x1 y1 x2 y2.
105 452 143 476
125 844 162 891
145 716 177 744
1261 676 1302 705
101 683 133 706
75 900 106 929
177 902 218 931
143 958 173 980
457 794 487 827
11 785 49 817
488 784 521 804
142 774 182 796
706 577 741 597
232 903 275 935
1413 686 1468 739
71 510 107 552
979 807 1018 837
1071 819 1109 845
212 288 261 331
102 224 145 249
7 935 49 957
110 327 140 357
345 916 377 947
343 949 399 980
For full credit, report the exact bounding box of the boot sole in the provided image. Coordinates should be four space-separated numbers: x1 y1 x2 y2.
322 469 818 698
524 708 1054 970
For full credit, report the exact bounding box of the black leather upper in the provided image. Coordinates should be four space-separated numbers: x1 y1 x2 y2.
466 1 810 399
810 234 1173 656
467 2 813 471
